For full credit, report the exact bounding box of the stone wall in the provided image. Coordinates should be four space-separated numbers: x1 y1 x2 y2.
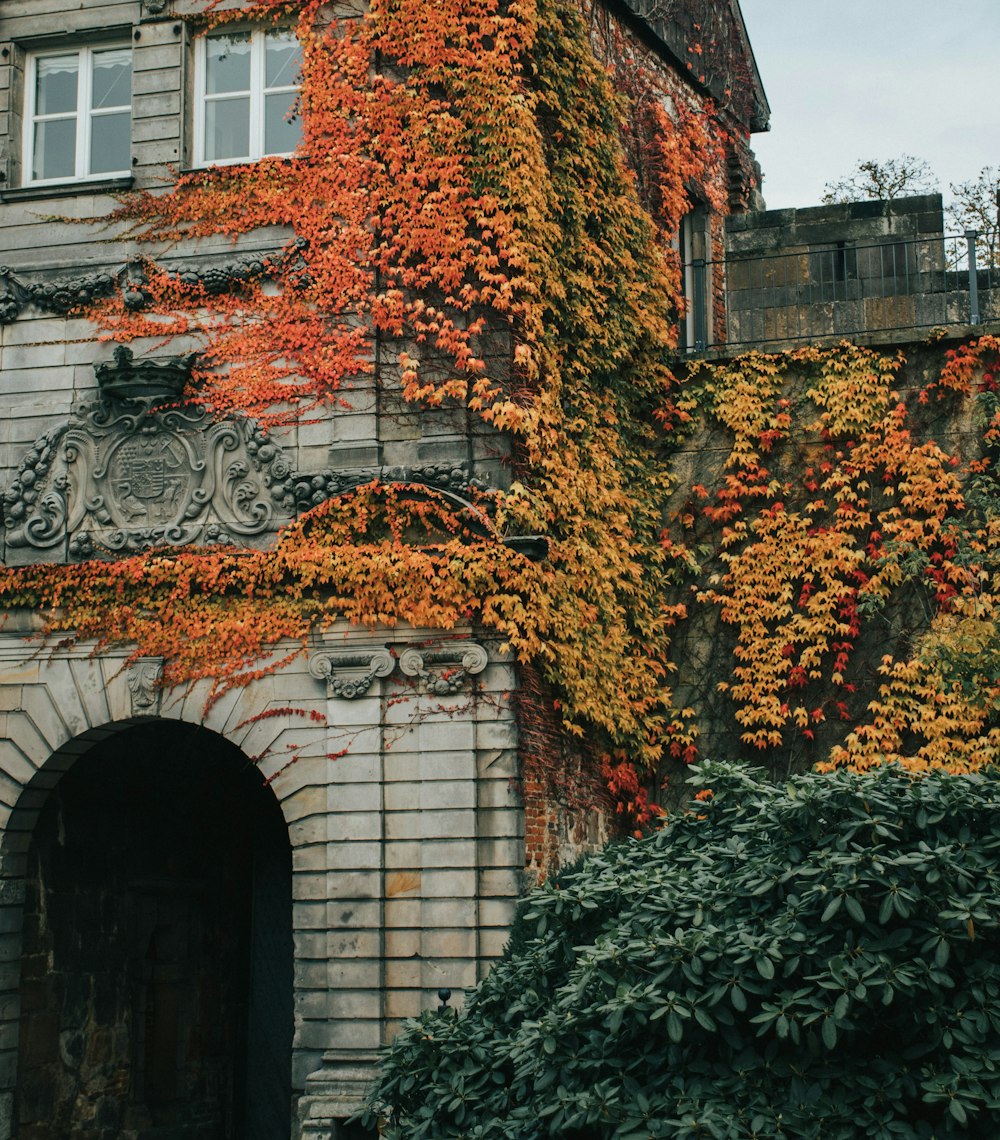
660 332 996 799
723 194 982 346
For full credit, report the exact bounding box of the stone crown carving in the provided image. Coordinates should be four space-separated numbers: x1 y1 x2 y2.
309 642 489 698
95 345 196 404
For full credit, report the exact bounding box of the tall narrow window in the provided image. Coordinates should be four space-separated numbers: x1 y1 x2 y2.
25 46 132 185
195 29 301 166
680 207 711 352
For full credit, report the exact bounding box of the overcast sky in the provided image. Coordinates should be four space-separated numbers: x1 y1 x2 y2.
737 0 1000 213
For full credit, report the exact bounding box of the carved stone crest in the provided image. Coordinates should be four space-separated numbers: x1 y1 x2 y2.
3 396 294 562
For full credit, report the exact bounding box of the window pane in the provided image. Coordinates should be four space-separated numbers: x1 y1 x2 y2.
205 33 251 95
36 55 78 116
89 111 130 174
205 96 250 161
92 49 131 110
265 32 301 89
264 93 299 155
33 119 76 181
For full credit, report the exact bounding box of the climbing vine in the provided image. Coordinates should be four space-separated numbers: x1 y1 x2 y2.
1 0 996 822
0 0 727 792
681 335 1000 779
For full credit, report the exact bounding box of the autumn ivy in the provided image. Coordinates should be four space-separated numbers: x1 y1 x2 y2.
0 0 730 793
680 338 1000 777
2 0 998 809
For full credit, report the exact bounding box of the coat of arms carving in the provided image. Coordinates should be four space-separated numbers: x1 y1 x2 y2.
2 373 294 561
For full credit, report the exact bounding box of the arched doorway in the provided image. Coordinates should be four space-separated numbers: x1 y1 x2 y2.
13 721 293 1139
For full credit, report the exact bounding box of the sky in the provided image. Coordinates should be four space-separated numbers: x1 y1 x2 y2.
736 0 1000 213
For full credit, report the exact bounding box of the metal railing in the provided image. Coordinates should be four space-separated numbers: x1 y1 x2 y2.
683 231 998 351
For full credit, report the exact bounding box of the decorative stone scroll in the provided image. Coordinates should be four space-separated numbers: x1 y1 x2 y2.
308 649 395 699
308 642 489 698
398 642 489 694
0 263 136 324
127 658 164 716
3 389 294 561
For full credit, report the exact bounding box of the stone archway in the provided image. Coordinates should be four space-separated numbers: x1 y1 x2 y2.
12 720 292 1140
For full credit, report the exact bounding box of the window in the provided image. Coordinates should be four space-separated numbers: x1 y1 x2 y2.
194 29 301 166
24 46 132 185
680 207 711 351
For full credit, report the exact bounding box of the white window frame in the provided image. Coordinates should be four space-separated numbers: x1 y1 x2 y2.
193 28 301 168
22 44 132 187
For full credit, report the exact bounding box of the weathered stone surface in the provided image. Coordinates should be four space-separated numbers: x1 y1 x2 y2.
722 194 987 348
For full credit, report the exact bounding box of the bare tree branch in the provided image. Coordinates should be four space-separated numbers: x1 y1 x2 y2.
821 156 937 207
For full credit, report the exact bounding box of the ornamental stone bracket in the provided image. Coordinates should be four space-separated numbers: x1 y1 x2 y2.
308 648 395 700
308 641 489 698
398 642 489 694
127 658 164 717
2 384 295 564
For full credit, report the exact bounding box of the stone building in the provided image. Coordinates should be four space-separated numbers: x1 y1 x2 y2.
0 0 766 1137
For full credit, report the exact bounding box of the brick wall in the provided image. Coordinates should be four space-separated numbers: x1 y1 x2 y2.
515 663 615 881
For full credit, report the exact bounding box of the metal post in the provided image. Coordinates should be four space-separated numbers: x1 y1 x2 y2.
967 229 980 324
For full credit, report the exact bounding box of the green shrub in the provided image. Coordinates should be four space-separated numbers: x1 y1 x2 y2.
362 762 1000 1138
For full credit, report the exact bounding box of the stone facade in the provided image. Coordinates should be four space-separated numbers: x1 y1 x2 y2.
0 2 525 1131
0 621 521 1138
0 0 768 1135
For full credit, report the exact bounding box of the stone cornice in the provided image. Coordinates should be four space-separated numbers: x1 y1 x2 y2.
0 243 307 324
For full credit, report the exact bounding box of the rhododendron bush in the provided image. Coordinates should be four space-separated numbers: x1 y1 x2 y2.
362 762 1000 1138
2 0 999 812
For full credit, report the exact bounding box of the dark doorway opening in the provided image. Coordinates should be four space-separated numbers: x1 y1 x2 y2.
15 721 293 1140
